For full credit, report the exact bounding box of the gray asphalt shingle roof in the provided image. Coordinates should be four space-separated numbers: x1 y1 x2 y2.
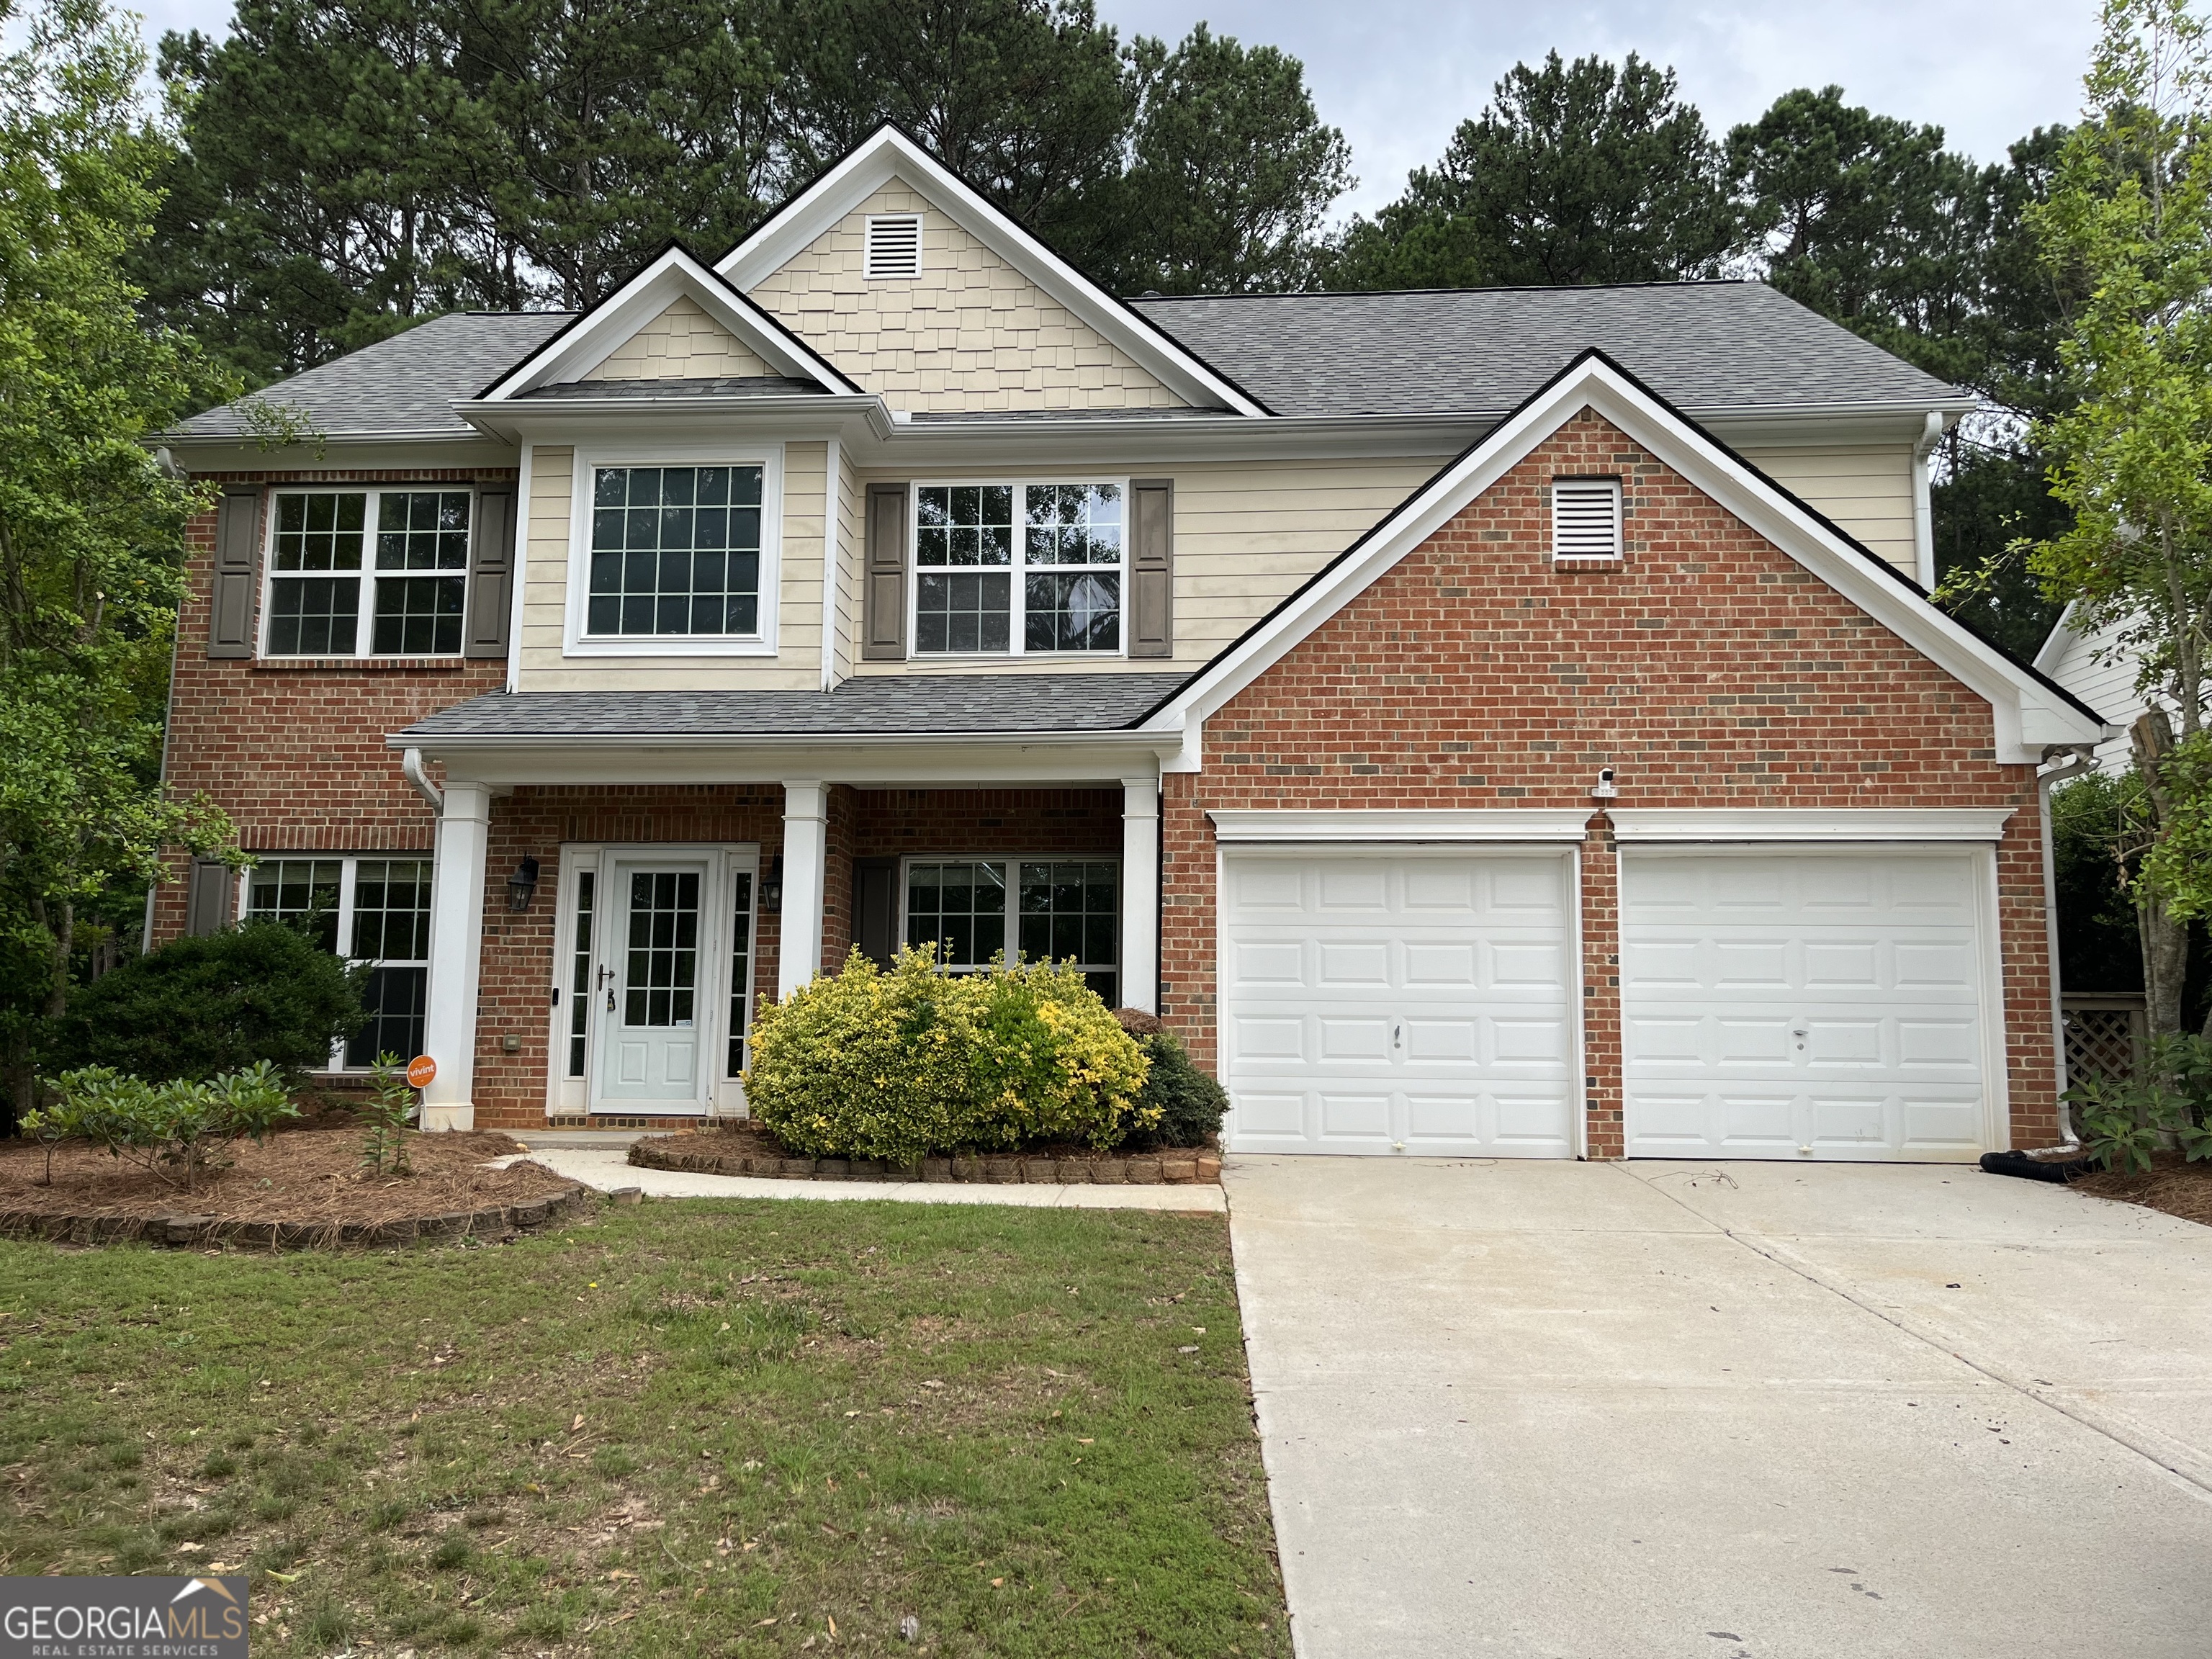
170 312 574 440
1125 283 1964 418
516 374 827 400
397 674 1189 741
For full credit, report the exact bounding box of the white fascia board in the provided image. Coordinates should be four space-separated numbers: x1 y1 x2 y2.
1139 354 2105 765
477 247 856 401
163 436 522 472
2032 598 2082 676
457 395 892 446
715 126 1269 418
1609 808 2016 843
1209 809 1591 843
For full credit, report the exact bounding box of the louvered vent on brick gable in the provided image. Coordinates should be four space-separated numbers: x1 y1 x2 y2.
1550 477 1623 562
863 214 924 279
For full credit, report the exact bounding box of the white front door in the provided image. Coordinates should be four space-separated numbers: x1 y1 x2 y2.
1619 847 1995 1161
596 858 714 1113
1219 848 1577 1157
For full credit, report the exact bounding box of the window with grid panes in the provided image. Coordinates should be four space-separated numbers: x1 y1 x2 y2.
904 858 1117 999
912 482 1122 655
264 490 471 656
243 856 433 1067
566 871 595 1077
587 466 764 637
727 871 755 1077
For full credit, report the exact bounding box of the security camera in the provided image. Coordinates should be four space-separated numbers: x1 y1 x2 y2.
1591 768 1618 800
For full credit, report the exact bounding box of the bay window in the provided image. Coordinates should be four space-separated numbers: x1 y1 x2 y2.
264 489 472 657
913 482 1123 655
903 858 1119 1004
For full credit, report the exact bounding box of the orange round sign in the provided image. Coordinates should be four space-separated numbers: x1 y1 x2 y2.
405 1055 437 1089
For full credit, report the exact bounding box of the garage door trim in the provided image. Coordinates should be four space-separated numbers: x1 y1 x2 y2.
1618 840 2010 1160
1609 807 2014 843
1210 808 1592 843
1215 841 1588 1160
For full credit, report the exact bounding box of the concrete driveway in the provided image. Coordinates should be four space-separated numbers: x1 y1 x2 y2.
1226 1157 2212 1658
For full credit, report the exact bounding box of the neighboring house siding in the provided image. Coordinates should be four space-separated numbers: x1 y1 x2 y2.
1738 442 1917 577
515 440 830 691
2041 609 2144 774
1154 410 2056 1154
149 467 512 947
583 295 771 380
747 181 1187 413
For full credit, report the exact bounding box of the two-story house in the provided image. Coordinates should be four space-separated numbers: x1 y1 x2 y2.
153 125 2105 1162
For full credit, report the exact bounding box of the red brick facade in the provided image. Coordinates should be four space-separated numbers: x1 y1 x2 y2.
1156 412 2057 1153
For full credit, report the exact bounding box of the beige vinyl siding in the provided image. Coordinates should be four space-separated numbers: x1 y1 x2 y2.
2044 612 2145 775
1740 444 1917 577
584 295 771 380
829 444 860 685
516 441 828 691
747 180 1187 413
840 455 1446 676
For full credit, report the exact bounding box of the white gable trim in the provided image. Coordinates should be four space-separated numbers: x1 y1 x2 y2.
1141 352 2108 768
716 125 1269 418
477 246 858 402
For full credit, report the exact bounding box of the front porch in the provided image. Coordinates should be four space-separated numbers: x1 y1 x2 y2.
421 775 1165 1132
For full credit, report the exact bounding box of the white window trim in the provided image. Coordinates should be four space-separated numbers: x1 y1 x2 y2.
236 853 434 1073
548 843 761 1118
896 853 1123 985
863 212 925 280
256 485 477 660
907 477 1130 660
563 442 784 658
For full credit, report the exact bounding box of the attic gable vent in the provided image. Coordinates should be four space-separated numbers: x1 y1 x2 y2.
1550 477 1622 562
864 214 923 279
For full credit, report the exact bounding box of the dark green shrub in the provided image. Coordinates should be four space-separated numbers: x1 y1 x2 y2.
45 920 364 1082
1114 1012 1227 1148
22 1062 300 1191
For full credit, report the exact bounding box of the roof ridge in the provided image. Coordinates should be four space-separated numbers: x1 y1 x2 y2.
1128 280 1760 302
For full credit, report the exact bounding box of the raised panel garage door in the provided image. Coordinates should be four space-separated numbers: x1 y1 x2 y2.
1620 848 1993 1161
1220 848 1575 1157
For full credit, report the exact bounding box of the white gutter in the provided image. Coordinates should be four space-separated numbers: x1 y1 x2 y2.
402 747 444 812
1912 410 1944 590
2038 746 2095 1144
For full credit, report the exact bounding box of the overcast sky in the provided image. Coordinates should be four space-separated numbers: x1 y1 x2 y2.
121 0 2102 220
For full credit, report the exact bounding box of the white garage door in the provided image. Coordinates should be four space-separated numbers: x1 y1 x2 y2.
1220 848 1576 1157
1621 848 1993 1161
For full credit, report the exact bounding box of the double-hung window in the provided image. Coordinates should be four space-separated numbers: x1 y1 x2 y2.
913 482 1124 655
584 463 768 640
264 489 472 656
243 856 433 1068
903 858 1119 1005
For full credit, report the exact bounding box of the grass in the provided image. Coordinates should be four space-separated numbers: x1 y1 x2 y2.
0 1200 1288 1657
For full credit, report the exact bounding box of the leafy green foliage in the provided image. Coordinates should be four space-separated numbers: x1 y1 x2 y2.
359 1053 416 1176
0 0 239 1123
745 946 1150 1164
1328 51 1740 289
2051 771 2150 992
1122 1028 1227 1150
2065 1030 2212 1169
45 920 365 1084
21 1060 297 1190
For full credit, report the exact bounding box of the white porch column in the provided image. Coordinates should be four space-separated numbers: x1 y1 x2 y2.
778 780 829 997
1121 774 1161 1014
420 780 491 1131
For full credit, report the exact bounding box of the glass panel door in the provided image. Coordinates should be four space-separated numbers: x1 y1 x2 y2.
594 860 714 1111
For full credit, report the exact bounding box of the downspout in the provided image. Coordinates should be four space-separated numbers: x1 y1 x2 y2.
403 747 444 814
2038 746 2095 1145
1912 410 1943 592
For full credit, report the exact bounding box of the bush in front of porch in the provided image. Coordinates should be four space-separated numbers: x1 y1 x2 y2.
745 947 1152 1166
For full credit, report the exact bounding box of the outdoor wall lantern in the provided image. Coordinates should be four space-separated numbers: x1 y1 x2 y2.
507 855 540 912
760 854 783 914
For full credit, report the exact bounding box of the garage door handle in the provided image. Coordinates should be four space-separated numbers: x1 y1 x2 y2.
1392 1021 1404 1051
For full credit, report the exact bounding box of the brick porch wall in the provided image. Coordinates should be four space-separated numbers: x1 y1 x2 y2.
1156 410 2058 1154
150 468 516 944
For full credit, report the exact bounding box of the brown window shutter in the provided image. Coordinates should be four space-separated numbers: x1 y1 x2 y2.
1128 477 1174 658
207 485 261 657
185 858 235 935
862 483 909 660
853 858 897 967
464 487 517 659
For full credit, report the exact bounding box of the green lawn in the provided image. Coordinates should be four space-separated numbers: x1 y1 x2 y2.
0 1200 1290 1657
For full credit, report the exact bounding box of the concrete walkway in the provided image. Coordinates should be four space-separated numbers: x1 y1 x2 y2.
505 1142 1225 1213
1226 1156 2212 1659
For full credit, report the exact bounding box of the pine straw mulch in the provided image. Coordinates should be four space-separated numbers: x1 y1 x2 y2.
2067 1154 2212 1228
0 1125 577 1227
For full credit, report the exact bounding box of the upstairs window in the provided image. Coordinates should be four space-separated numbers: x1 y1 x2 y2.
913 481 1123 655
864 213 923 279
1550 477 1623 563
265 489 472 656
586 464 765 638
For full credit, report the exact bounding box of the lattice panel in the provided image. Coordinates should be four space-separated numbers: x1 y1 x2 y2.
2064 1004 2144 1084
